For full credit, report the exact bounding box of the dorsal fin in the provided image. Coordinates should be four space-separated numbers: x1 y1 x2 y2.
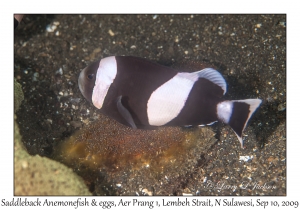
178 68 227 95
196 68 227 95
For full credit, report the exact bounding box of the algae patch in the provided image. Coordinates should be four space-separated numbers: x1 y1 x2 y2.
55 114 218 195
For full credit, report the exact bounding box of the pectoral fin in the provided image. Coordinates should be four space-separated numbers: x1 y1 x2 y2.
116 96 137 129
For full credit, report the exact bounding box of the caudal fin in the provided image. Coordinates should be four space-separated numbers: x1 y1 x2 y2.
216 99 262 148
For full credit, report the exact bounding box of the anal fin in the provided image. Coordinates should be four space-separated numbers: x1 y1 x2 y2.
116 96 137 129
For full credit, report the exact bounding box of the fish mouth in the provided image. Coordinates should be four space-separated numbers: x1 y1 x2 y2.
78 68 85 95
78 67 91 102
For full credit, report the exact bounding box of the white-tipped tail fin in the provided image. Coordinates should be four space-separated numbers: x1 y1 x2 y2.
217 99 262 148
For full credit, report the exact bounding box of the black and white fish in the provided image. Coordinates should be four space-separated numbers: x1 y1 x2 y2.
78 56 262 148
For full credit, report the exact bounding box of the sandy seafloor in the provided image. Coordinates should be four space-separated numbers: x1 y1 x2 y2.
14 14 286 195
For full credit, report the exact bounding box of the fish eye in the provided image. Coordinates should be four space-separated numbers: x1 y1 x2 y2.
87 74 94 80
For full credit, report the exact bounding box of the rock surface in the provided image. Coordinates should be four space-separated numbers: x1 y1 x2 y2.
14 115 91 195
